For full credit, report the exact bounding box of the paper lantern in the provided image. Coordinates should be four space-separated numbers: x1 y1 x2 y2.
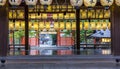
21 21 25 30
60 22 65 30
104 10 110 18
33 22 38 30
53 14 57 19
84 0 97 7
90 22 96 30
39 22 44 30
0 0 6 6
65 14 70 19
45 22 50 29
70 13 75 19
70 0 83 7
54 22 59 30
66 22 71 30
84 22 89 30
15 21 20 30
29 22 32 29
25 0 38 5
9 21 14 30
42 13 47 19
9 0 22 5
102 22 107 30
40 0 52 5
59 13 63 19
100 0 114 6
115 0 120 6
72 22 76 30
80 22 83 30
96 22 101 30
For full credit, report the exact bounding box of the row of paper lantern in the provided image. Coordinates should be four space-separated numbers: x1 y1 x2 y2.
0 0 120 7
9 21 111 30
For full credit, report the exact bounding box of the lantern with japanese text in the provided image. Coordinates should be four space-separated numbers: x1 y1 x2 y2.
84 0 97 7
40 0 52 5
25 0 38 5
0 0 6 6
9 0 22 6
70 0 83 7
115 0 120 6
100 0 114 6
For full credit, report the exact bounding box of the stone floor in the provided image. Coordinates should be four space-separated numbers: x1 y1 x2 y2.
0 63 120 69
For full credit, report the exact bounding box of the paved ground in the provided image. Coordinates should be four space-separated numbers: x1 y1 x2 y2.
0 63 120 69
0 55 120 69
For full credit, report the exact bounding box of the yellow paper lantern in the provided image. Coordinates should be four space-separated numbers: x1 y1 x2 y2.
70 0 83 7
40 0 52 5
102 22 107 30
66 22 71 30
65 13 70 19
53 14 58 19
84 22 89 30
15 21 20 30
39 22 44 30
25 0 38 5
0 0 6 6
72 22 76 30
115 0 120 6
59 13 63 19
21 21 25 30
84 0 97 7
90 22 96 30
9 0 22 6
100 0 114 6
45 22 50 29
60 22 65 30
70 13 75 19
33 22 38 30
54 22 59 30
29 21 33 29
42 13 47 19
80 22 82 30
9 11 12 19
96 22 101 30
104 10 110 18
9 21 14 30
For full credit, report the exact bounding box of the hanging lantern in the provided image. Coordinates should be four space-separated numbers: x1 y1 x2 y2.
104 10 110 18
42 13 47 19
0 0 6 6
90 22 96 30
54 22 59 30
84 22 89 30
108 22 111 29
25 0 38 5
29 21 32 29
9 0 22 6
96 22 101 30
45 22 50 30
72 22 76 30
70 0 83 7
70 13 75 19
80 22 83 30
40 0 52 5
84 0 97 7
65 13 70 19
53 14 57 19
21 21 25 30
115 0 120 6
66 22 71 30
33 22 38 30
15 21 20 30
100 0 114 6
60 22 65 30
59 13 63 19
9 21 14 30
102 22 107 30
39 22 44 30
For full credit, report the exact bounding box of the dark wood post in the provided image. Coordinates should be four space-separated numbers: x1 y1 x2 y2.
0 5 9 62
25 5 29 55
75 7 80 54
111 4 120 56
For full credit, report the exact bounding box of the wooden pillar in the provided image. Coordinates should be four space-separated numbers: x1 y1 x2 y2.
111 5 120 56
0 6 9 56
25 5 29 55
75 8 80 54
